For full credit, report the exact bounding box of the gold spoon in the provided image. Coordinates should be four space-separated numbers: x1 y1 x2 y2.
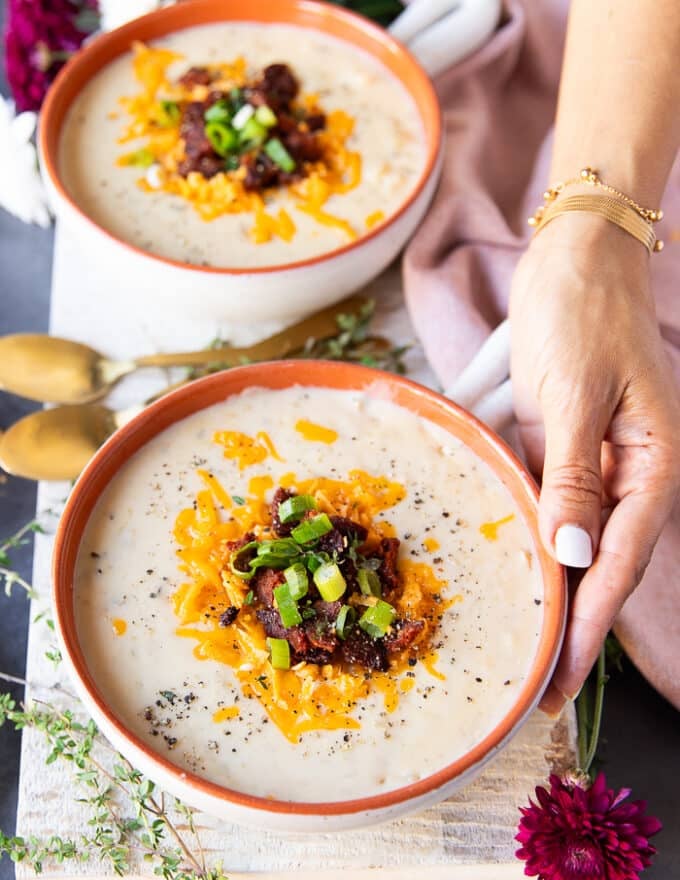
0 337 392 482
0 295 367 405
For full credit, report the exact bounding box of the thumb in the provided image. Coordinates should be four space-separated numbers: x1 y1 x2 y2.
539 400 607 569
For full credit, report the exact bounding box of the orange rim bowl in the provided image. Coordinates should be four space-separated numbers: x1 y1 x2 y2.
52 361 567 822
39 0 442 275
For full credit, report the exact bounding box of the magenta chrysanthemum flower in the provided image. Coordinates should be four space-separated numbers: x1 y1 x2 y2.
4 0 97 111
516 772 662 880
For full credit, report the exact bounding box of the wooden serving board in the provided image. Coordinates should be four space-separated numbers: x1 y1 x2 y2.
15 225 576 878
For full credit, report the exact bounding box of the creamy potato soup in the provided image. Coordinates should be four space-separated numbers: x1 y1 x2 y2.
58 23 426 268
74 387 543 802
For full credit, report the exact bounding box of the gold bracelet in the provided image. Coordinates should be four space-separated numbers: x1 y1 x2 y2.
528 167 664 253
531 194 659 254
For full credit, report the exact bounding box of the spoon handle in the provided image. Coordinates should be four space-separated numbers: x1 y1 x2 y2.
133 295 368 370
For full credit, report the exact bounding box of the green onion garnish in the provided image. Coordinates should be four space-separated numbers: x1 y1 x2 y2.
204 99 231 123
258 539 301 557
303 551 331 573
205 121 238 157
358 600 396 639
158 100 181 127
229 87 245 110
225 155 241 171
358 568 382 597
273 583 303 628
335 604 356 640
264 137 296 173
266 637 291 670
292 513 333 544
284 563 309 600
254 104 277 127
239 117 267 148
279 495 317 524
229 540 259 580
313 562 347 602
123 148 155 168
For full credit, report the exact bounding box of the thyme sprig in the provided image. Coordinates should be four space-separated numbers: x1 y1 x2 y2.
0 693 222 878
0 518 43 599
187 299 410 380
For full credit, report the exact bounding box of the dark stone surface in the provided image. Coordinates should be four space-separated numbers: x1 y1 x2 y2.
0 2 677 876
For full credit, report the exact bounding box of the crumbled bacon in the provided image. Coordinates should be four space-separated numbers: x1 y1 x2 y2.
253 568 285 608
384 619 425 654
218 606 239 627
340 628 389 672
378 537 401 594
178 66 213 88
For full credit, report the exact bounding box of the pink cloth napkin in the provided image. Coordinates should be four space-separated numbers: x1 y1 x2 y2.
403 0 680 709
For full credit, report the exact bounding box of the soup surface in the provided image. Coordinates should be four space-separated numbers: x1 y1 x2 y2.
58 23 426 268
74 386 544 802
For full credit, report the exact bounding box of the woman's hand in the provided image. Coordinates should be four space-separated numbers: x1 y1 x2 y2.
509 213 680 714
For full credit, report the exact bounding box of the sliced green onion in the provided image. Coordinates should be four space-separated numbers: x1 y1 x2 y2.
258 539 301 558
358 600 396 639
244 590 254 605
229 540 259 580
224 155 241 171
204 99 231 123
303 551 331 573
249 553 295 572
158 100 181 126
205 122 238 157
273 583 302 628
229 87 245 110
123 148 155 168
335 604 356 640
232 103 254 130
284 563 308 600
279 495 317 524
264 137 296 173
239 117 267 147
266 637 291 670
254 104 277 127
292 513 333 545
313 562 347 602
358 568 382 598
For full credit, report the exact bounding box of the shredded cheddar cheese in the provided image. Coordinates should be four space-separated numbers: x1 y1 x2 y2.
213 706 240 722
171 458 454 743
423 537 440 552
111 618 127 636
212 430 283 470
480 514 515 541
116 43 364 244
294 419 338 444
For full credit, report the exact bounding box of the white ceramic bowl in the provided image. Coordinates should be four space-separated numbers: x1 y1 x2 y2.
39 0 443 329
53 362 566 832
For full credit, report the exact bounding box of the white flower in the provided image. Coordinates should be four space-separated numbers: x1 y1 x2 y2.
98 0 177 32
0 99 52 228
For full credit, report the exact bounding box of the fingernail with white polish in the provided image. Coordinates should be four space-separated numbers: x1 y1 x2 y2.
554 525 592 568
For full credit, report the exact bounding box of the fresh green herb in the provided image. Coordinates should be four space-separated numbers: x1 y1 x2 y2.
160 690 177 704
283 563 309 600
224 155 241 171
244 590 255 605
123 148 155 168
291 513 333 544
266 637 291 670
273 583 302 628
0 519 43 599
254 104 277 128
358 599 396 638
313 562 347 602
328 0 404 26
335 604 356 640
239 117 267 149
205 122 238 157
231 495 246 506
44 648 62 668
278 494 317 524
204 99 231 124
263 137 296 172
159 99 181 127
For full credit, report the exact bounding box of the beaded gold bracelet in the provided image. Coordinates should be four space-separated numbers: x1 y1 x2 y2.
528 167 664 254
